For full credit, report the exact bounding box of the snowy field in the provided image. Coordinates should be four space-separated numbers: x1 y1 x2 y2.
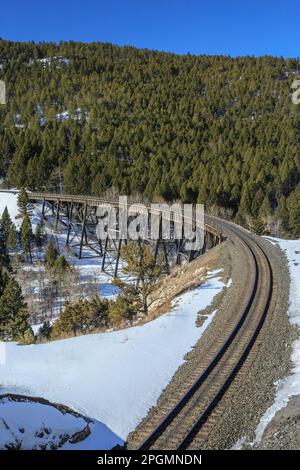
0 271 225 448
250 237 300 445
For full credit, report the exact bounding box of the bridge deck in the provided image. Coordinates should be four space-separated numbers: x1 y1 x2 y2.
27 192 223 239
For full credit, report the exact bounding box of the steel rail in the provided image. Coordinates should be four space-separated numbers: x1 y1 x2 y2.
177 234 272 450
136 225 272 450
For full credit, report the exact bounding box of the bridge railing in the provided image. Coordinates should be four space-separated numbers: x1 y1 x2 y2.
27 191 224 240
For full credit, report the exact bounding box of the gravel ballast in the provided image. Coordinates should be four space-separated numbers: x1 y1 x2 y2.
127 236 294 450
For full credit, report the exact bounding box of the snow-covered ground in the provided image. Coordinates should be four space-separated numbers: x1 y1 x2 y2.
0 191 22 229
250 237 300 445
0 270 225 448
0 395 121 450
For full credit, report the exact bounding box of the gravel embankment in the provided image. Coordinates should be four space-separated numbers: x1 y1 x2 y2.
127 236 294 450
257 395 300 449
128 238 249 448
193 237 295 450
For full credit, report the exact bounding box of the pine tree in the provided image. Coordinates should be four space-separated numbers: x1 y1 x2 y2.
51 297 109 339
13 309 33 343
286 183 300 236
51 301 83 337
108 295 136 326
259 196 272 220
54 255 69 274
0 268 9 296
252 216 265 235
0 207 12 244
0 208 11 266
18 326 35 345
20 214 33 263
34 220 45 250
121 242 163 316
37 321 52 340
7 224 17 251
0 237 9 270
11 253 22 273
85 297 109 329
44 240 59 269
17 187 29 216
0 276 30 340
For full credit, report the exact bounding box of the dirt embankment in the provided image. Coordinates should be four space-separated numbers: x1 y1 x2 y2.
143 242 229 324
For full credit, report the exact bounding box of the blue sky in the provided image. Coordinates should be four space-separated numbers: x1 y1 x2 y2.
1 0 300 57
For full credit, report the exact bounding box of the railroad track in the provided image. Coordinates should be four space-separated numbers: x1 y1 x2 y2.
133 219 273 450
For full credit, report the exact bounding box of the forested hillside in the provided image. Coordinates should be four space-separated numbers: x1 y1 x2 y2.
0 39 300 235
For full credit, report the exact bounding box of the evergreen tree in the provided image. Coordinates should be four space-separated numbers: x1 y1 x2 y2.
0 207 12 245
34 220 45 250
7 224 17 251
54 255 69 274
286 183 300 236
259 196 272 220
51 297 109 339
0 268 9 297
252 216 266 235
108 294 136 326
20 214 33 262
0 237 9 270
37 321 52 340
11 253 22 273
0 276 30 340
17 187 29 216
18 326 35 345
85 296 109 329
13 309 33 343
44 240 59 269
121 242 163 316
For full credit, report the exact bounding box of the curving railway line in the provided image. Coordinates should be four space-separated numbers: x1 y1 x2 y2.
134 218 273 450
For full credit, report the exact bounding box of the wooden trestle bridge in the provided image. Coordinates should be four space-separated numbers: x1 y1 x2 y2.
24 192 224 277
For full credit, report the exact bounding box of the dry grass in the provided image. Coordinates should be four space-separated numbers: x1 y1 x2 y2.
136 243 223 325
